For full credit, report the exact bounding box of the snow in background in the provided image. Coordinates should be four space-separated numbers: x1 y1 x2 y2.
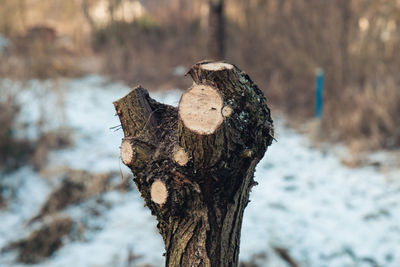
0 75 399 266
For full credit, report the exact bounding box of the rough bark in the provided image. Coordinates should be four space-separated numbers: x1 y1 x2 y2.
114 61 273 267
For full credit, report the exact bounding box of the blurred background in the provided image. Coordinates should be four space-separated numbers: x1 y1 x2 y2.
1 0 400 266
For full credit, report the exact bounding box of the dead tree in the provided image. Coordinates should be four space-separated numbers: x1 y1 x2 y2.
114 61 273 266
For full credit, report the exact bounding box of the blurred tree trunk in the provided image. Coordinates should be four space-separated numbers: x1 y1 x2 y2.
107 0 123 24
338 0 352 89
108 0 116 24
114 61 273 266
81 0 96 32
208 0 225 59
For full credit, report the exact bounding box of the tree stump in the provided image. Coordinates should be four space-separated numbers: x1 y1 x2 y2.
114 61 273 267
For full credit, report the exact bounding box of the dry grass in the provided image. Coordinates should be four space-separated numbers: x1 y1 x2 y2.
324 79 400 151
0 92 34 172
0 26 85 80
0 190 5 209
31 129 72 171
29 169 128 223
4 217 73 264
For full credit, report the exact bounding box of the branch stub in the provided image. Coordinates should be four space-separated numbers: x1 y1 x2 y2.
222 106 233 117
178 85 224 135
150 180 168 205
173 146 189 166
121 140 135 165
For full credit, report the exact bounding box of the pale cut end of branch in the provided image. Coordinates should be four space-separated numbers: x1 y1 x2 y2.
222 106 233 117
150 180 168 205
121 140 134 165
179 84 223 135
201 62 234 71
173 146 189 166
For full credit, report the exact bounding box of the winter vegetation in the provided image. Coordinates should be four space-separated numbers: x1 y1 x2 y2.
1 0 400 266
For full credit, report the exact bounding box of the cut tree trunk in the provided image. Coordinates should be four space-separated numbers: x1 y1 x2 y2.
114 61 274 267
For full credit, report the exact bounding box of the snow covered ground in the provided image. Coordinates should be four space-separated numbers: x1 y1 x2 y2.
1 75 400 266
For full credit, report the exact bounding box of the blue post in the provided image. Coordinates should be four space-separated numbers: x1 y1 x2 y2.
314 68 324 118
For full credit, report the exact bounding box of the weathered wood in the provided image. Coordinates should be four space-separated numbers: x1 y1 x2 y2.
113 61 273 267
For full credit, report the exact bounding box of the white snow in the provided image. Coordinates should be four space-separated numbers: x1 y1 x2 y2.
1 75 400 266
242 123 400 266
0 168 51 249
